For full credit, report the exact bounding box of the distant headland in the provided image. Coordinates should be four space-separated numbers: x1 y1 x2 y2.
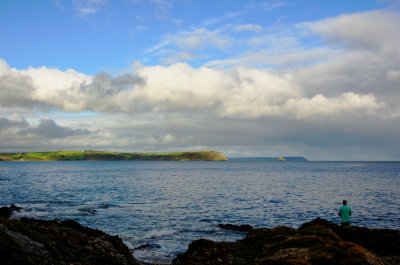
0 150 229 161
229 156 308 162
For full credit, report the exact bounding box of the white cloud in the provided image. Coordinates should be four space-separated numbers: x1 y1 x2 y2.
261 1 287 11
171 28 231 51
0 59 143 113
387 70 400 81
234 24 263 33
160 51 196 65
144 0 182 24
284 92 388 120
146 27 233 63
78 7 97 15
136 25 149 31
300 10 400 53
201 11 242 27
1 59 395 121
73 0 106 16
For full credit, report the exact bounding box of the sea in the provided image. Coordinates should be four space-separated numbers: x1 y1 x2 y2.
0 160 399 264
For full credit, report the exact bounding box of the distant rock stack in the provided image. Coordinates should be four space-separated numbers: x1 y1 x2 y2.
277 156 287 161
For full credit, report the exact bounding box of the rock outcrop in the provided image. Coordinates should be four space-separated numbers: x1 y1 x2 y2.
0 206 142 265
0 204 22 218
1 204 399 265
173 218 400 265
217 223 253 233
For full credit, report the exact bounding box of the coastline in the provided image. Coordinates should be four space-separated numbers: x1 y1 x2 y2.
0 150 229 162
1 205 399 265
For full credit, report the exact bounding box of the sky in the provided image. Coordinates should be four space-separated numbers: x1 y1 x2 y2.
0 0 400 160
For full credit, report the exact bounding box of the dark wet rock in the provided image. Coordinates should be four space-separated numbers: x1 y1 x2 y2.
0 207 13 218
218 223 253 233
173 218 400 265
0 216 141 265
1 205 399 265
300 217 400 259
134 243 162 251
0 204 23 218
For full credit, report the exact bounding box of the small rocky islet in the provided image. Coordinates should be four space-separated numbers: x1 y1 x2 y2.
1 205 399 265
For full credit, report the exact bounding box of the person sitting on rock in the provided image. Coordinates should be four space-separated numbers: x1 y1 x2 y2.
338 200 352 226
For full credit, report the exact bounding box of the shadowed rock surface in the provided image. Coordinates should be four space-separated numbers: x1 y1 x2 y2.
1 205 399 265
301 218 400 259
173 218 400 265
0 213 142 265
217 223 253 233
0 204 22 218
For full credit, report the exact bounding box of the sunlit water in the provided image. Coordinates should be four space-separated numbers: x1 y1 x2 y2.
1 161 399 263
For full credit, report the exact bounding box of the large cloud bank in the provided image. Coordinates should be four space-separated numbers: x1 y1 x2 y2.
0 60 395 121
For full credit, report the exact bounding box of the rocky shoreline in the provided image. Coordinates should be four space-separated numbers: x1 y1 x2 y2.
175 218 400 265
1 205 399 264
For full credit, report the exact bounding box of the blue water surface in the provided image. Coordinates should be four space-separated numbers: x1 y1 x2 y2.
0 161 399 263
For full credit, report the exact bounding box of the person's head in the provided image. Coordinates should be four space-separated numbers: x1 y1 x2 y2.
342 200 347 205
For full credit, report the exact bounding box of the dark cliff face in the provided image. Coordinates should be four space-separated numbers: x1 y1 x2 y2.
173 218 400 265
0 215 141 265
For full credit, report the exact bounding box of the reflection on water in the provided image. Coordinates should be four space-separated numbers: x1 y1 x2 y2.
0 161 399 263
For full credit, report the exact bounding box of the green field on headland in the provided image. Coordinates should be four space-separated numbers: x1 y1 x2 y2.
0 150 229 161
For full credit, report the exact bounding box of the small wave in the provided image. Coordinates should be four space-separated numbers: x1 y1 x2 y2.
96 203 119 209
180 225 218 234
133 243 162 251
10 204 49 219
77 207 97 215
75 202 120 215
200 218 214 223
130 240 172 265
144 229 177 239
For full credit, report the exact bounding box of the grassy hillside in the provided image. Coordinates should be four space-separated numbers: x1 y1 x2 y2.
0 150 229 161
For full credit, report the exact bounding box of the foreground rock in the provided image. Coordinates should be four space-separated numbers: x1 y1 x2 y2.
0 213 141 264
173 218 400 265
0 204 22 218
1 204 399 265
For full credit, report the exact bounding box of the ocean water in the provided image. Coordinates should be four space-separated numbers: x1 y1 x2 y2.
0 161 399 263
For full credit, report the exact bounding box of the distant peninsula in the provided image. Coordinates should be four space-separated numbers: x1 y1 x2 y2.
0 150 229 161
229 156 308 162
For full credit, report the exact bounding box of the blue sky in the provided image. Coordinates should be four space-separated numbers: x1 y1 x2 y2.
1 0 390 73
1 0 400 160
